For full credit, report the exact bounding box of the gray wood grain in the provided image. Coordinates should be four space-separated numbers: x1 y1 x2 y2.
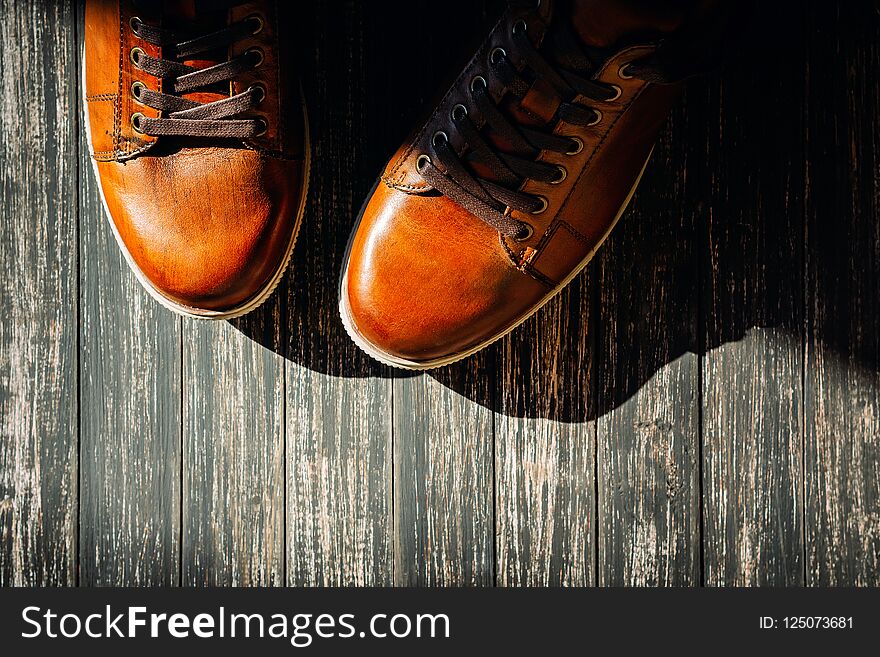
394 365 494 586
0 0 78 587
597 121 701 586
804 2 880 586
79 133 183 586
76 2 182 587
495 282 597 587
284 1 392 586
699 37 805 583
181 308 285 586
2 0 880 590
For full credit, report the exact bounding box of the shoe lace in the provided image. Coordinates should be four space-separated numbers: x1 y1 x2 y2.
416 0 662 241
128 0 267 139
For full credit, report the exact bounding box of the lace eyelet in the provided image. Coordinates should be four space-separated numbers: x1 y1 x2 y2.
416 154 432 172
587 110 602 126
619 63 634 79
129 47 145 67
253 117 268 137
451 103 468 121
550 165 567 184
489 47 507 65
248 83 267 104
245 47 264 68
530 196 548 214
565 137 584 155
131 81 146 102
606 85 622 101
512 19 527 35
470 75 487 93
247 14 264 35
432 130 449 147
130 112 145 134
514 222 534 242
129 16 142 35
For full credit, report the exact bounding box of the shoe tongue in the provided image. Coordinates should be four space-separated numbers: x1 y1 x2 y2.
570 0 688 48
163 0 198 22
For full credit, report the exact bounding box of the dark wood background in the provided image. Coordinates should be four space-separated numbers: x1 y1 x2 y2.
1 0 878 586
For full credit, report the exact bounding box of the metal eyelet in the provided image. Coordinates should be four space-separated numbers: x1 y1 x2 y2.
489 47 507 65
550 165 567 184
565 137 584 155
130 112 145 134
530 196 548 215
247 14 264 35
245 47 264 68
253 117 268 137
587 110 602 126
416 154 432 171
129 47 145 67
606 85 622 101
129 16 142 35
512 19 527 35
514 223 534 242
451 103 468 121
432 130 448 147
130 81 146 102
248 83 266 104
619 63 634 79
470 75 487 93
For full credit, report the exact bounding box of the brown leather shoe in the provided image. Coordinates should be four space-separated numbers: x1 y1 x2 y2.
84 0 309 319
340 0 729 368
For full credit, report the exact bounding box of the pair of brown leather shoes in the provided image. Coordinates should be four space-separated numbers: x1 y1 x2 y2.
85 0 730 367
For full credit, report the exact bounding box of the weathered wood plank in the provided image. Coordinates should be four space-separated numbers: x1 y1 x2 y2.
804 1 880 586
700 12 806 585
597 118 700 586
394 364 494 586
181 307 285 586
77 3 182 587
285 1 393 586
0 0 78 586
495 280 597 587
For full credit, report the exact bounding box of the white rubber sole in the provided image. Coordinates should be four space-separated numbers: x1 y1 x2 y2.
338 151 652 370
81 47 311 320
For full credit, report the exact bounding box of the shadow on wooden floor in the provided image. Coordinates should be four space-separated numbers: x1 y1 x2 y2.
234 0 879 421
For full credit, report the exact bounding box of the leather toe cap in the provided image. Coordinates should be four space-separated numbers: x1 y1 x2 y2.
96 146 303 313
342 185 548 365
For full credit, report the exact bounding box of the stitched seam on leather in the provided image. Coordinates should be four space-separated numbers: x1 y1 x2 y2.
381 175 430 192
552 57 652 220
531 217 561 253
86 93 117 102
498 233 554 288
526 220 592 287
113 7 124 158
534 219 590 255
557 220 591 245
522 262 557 287
532 80 650 248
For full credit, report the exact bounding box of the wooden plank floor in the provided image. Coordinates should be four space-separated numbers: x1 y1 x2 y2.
1 0 878 586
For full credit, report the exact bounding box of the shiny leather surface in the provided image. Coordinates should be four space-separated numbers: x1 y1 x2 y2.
84 0 305 313
343 0 684 364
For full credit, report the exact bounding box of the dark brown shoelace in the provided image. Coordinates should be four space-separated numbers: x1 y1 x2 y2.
129 0 267 139
416 0 667 241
